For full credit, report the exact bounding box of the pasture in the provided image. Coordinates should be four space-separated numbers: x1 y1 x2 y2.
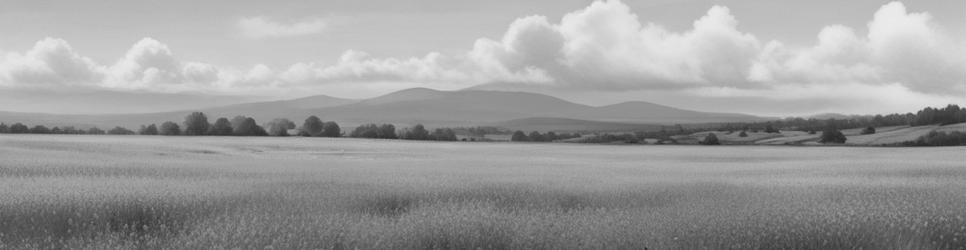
2 135 966 249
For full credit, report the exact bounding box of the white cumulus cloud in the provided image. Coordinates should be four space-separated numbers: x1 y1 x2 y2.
0 0 963 109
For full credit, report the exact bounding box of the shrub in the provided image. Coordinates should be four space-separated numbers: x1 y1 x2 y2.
819 128 846 144
700 133 720 145
108 126 135 135
30 125 51 134
860 126 876 135
350 124 396 139
907 131 966 146
738 131 748 137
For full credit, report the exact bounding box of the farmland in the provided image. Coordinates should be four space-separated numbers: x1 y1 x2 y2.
2 135 966 249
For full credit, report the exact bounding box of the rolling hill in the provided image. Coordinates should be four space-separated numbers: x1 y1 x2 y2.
0 88 768 130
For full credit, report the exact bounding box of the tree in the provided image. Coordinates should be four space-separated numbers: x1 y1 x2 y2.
301 116 324 136
528 131 544 142
160 122 181 136
820 128 847 144
511 130 528 142
108 126 135 135
860 126 876 135
87 127 105 135
139 124 159 135
545 132 558 141
0 123 7 133
62 126 80 134
321 121 341 137
404 124 430 140
30 125 51 134
431 128 457 141
378 124 397 139
183 112 210 136
700 133 720 145
266 118 296 136
50 127 62 134
209 118 233 135
230 116 248 131
233 117 267 136
738 131 748 137
8 123 29 134
764 124 779 133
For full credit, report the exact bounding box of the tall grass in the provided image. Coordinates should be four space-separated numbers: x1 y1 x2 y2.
1 135 966 249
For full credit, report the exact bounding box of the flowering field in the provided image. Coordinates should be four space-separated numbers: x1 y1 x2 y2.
2 135 965 249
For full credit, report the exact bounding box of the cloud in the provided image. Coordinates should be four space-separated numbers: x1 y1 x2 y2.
0 37 105 87
0 0 963 110
750 2 966 93
238 16 326 38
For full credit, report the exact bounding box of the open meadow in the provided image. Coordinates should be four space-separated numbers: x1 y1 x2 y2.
2 135 966 249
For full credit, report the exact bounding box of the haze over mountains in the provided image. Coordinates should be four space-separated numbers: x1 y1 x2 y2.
0 88 769 131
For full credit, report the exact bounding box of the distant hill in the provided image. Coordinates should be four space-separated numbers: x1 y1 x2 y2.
0 88 768 130
494 117 663 132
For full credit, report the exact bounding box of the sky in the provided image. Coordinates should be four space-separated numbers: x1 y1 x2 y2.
0 0 964 116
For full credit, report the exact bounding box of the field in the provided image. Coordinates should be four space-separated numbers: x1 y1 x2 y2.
2 135 966 249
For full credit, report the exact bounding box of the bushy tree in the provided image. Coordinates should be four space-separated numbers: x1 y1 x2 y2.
403 124 430 140
87 127 105 135
0 123 7 133
511 130 528 142
322 121 341 137
860 126 876 135
738 131 748 137
183 112 210 136
700 133 720 145
50 127 62 134
160 122 181 136
266 118 296 136
545 132 558 141
30 125 51 134
528 131 544 142
8 123 29 134
431 128 457 141
108 126 135 135
764 124 779 133
909 131 966 146
139 124 159 135
819 127 846 144
230 116 248 131
301 116 324 137
349 124 396 139
209 118 233 135
378 124 396 139
61 126 81 134
232 117 267 136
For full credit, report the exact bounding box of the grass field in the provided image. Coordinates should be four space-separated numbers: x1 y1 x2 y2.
2 135 966 249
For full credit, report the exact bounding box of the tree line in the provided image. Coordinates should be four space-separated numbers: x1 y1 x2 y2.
0 112 485 142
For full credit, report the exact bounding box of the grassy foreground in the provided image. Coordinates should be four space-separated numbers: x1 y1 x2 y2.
2 135 966 249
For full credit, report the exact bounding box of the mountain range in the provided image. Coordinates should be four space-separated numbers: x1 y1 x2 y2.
0 88 770 132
